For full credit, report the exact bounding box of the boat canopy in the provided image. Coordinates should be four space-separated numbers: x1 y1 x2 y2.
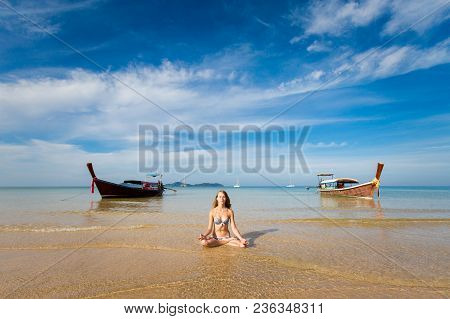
320 178 359 185
317 173 333 176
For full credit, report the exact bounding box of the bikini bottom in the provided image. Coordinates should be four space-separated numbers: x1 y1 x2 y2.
213 235 233 241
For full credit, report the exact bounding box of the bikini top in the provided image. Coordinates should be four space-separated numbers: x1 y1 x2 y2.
214 216 230 225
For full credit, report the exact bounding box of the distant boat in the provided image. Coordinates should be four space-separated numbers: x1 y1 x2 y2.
233 178 240 188
181 177 187 187
317 163 384 198
87 163 164 198
286 176 295 188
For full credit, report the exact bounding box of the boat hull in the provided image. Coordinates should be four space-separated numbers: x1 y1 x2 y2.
87 163 164 198
319 181 377 198
94 178 163 198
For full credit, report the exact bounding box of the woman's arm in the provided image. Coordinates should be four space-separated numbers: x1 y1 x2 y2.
199 209 214 239
229 209 247 243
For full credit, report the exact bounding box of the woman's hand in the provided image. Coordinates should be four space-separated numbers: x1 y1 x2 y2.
240 238 248 246
198 234 206 240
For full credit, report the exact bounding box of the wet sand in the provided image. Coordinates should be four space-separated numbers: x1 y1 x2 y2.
1 218 449 298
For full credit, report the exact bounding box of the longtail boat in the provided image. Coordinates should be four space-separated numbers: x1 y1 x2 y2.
317 163 384 198
87 163 164 198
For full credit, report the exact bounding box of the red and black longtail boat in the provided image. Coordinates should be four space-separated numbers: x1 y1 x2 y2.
87 163 165 198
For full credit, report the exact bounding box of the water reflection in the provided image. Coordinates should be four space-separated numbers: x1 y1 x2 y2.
89 197 164 214
320 195 384 218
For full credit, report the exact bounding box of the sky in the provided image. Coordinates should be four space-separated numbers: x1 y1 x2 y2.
0 0 449 186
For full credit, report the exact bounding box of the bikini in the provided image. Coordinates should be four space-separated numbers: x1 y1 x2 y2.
214 216 230 225
213 216 232 240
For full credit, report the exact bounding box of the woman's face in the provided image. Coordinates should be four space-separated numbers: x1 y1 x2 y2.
217 192 226 205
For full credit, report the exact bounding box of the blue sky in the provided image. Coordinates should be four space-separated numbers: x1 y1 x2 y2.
0 0 449 186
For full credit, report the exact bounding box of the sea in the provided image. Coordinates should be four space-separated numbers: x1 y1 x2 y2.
0 186 449 298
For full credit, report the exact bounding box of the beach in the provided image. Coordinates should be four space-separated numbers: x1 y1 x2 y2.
0 187 449 298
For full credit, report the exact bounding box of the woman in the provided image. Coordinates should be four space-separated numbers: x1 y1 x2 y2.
198 190 248 248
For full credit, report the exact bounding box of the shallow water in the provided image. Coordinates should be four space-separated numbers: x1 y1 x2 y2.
0 186 449 298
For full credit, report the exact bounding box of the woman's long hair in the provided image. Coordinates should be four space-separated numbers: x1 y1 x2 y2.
211 190 231 208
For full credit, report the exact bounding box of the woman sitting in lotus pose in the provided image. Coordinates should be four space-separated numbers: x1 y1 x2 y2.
198 190 248 248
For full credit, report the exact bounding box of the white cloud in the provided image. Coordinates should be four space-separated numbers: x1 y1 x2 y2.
306 40 332 52
305 141 348 148
3 45 392 146
290 0 389 37
0 58 260 140
290 0 449 38
345 38 450 81
2 35 447 146
308 70 325 80
289 36 304 44
277 69 327 92
0 139 140 186
0 0 98 35
280 38 450 92
254 17 271 28
383 0 450 35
